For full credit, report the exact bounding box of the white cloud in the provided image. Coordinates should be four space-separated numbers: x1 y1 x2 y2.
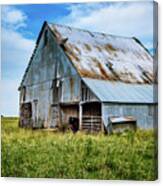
61 2 153 47
1 6 35 116
1 28 35 68
1 5 27 29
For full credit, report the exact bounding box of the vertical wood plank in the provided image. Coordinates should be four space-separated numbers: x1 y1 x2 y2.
101 118 104 132
79 103 82 130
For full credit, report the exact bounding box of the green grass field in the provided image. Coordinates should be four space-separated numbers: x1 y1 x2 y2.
1 117 158 180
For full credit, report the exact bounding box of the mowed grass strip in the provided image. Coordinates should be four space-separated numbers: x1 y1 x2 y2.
1 117 157 180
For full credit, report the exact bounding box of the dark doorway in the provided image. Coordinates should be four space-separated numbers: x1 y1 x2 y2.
82 102 102 132
82 102 101 116
19 102 32 127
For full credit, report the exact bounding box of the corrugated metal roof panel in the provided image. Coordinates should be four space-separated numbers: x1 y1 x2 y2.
48 23 154 84
82 78 156 103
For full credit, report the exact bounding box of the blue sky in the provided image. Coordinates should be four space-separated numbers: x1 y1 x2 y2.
1 1 155 116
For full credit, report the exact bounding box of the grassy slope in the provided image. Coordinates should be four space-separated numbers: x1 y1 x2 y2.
1 117 157 180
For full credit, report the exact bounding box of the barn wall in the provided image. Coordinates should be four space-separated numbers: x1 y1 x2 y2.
61 75 81 103
102 103 157 129
60 105 79 125
81 81 98 102
20 26 81 128
23 81 51 128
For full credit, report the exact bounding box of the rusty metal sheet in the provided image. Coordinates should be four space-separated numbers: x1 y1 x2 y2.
48 23 154 84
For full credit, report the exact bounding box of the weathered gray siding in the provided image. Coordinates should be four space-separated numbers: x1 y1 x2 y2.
102 103 157 130
61 75 81 103
20 26 81 127
60 105 79 125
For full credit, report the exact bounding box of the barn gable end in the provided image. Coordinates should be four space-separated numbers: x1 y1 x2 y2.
19 22 82 128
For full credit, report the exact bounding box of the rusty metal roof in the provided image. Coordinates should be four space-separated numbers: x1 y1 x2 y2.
82 78 156 103
48 23 154 84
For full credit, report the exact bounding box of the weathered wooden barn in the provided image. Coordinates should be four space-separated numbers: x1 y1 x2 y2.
18 21 157 133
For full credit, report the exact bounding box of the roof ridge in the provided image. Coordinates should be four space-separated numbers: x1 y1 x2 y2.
47 21 133 40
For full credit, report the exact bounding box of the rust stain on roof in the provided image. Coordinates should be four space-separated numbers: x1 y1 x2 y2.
97 63 110 79
74 45 81 54
84 44 92 51
104 44 116 52
109 69 120 81
78 68 101 79
68 43 81 55
48 23 154 84
119 71 141 84
142 71 153 83
95 45 102 52
65 51 80 62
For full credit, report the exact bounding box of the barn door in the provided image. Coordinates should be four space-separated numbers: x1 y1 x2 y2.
19 102 32 127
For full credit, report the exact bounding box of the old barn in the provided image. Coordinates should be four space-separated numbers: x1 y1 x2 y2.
18 21 157 133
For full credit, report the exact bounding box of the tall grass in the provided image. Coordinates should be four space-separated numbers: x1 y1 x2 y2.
1 117 157 180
